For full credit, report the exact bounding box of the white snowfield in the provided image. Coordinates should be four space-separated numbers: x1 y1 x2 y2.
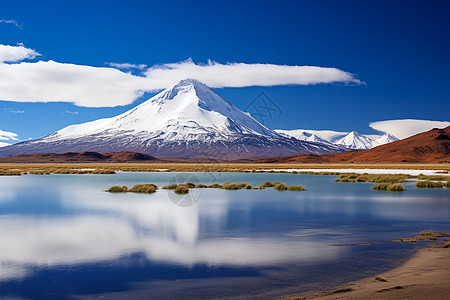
256 169 450 176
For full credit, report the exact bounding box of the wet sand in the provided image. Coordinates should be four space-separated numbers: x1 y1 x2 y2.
276 241 450 300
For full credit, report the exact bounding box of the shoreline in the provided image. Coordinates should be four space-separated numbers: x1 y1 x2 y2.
275 241 450 300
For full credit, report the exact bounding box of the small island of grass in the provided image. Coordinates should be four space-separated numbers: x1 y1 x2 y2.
372 183 405 192
415 180 444 188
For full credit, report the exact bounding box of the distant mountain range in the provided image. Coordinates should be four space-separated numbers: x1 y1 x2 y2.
256 126 450 163
0 79 343 159
275 129 399 150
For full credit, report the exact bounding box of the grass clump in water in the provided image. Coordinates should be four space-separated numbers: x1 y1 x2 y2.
372 183 404 192
446 181 450 189
415 180 444 188
107 185 128 193
444 242 450 248
174 185 189 194
274 183 288 191
129 183 157 193
162 184 178 189
287 185 306 191
221 182 248 190
259 181 274 189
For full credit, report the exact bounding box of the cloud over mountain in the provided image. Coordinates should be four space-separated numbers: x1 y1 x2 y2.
0 44 361 107
370 119 450 139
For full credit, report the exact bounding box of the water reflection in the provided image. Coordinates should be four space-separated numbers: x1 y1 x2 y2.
0 184 341 282
0 173 448 297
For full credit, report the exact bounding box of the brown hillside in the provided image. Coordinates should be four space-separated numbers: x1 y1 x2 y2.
0 151 159 163
255 126 450 164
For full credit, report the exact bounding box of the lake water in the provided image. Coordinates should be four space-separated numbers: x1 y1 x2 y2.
0 172 449 299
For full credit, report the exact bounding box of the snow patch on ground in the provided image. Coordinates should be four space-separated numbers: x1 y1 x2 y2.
256 169 450 176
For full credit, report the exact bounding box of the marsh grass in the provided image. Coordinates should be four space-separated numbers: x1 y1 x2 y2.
415 180 444 188
417 174 448 181
221 182 249 190
174 185 189 194
394 230 450 242
372 183 404 192
107 185 128 193
162 184 178 189
259 181 274 189
0 171 22 176
444 242 450 248
374 276 387 282
274 183 288 191
446 181 450 188
335 174 408 183
128 183 157 193
287 185 306 191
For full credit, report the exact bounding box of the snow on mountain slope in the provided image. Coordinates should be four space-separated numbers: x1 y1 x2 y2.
371 133 399 147
0 142 10 148
0 79 344 159
276 128 400 150
275 130 333 145
334 131 374 150
53 79 276 141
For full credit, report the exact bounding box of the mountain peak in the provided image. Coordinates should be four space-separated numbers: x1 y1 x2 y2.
335 131 374 150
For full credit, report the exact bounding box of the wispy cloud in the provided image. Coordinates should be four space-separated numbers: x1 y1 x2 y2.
63 110 79 114
0 19 22 29
106 62 147 70
0 44 361 107
0 44 40 63
370 119 450 139
4 108 25 114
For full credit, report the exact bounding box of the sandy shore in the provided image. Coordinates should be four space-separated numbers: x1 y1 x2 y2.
276 242 450 300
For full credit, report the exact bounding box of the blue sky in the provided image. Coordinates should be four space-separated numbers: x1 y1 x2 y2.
0 0 449 143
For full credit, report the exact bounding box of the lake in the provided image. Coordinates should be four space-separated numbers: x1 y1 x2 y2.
0 172 449 299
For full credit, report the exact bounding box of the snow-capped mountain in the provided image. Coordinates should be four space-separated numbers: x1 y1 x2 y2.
275 130 333 145
0 79 344 159
334 131 375 150
0 142 10 148
372 133 399 147
279 129 399 150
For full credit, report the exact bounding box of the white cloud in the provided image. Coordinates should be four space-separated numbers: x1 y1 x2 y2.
0 19 22 29
370 119 450 139
0 60 147 107
0 44 40 63
144 59 361 88
0 44 361 107
0 129 18 141
106 62 147 70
